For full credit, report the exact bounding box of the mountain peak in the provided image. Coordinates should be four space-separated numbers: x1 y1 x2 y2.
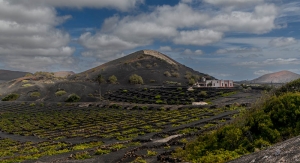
139 50 177 65
252 70 300 83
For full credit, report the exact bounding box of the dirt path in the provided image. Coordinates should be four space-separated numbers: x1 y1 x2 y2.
0 131 46 143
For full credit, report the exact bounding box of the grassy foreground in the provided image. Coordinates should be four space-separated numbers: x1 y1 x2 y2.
173 79 300 163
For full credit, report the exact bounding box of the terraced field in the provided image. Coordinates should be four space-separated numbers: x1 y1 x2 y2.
104 87 237 105
0 88 262 163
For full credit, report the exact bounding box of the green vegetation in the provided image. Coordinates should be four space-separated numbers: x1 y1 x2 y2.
55 90 66 96
146 64 152 68
29 103 36 107
22 80 29 83
2 93 19 101
136 62 142 68
131 157 147 163
25 73 33 77
108 75 118 84
73 151 92 160
185 71 200 84
129 74 144 84
95 149 110 155
164 71 171 77
65 94 81 102
199 91 207 97
147 150 157 156
96 74 105 84
22 84 33 87
173 79 300 163
188 78 196 85
221 91 237 97
34 71 54 78
171 72 180 78
30 92 41 97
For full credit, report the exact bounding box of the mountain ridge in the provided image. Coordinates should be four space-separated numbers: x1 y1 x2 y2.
252 70 300 83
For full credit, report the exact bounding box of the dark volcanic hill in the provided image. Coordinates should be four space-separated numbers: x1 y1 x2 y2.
71 50 213 86
252 70 300 83
0 50 213 102
0 69 28 83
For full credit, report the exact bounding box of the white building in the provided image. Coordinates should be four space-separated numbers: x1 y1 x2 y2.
193 78 234 88
206 80 234 88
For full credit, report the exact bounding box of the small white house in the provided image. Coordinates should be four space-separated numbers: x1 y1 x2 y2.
206 80 234 88
193 78 234 88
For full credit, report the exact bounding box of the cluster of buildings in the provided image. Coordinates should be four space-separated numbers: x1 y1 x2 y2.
193 77 234 88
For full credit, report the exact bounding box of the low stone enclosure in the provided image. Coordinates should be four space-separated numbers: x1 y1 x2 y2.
104 87 238 105
0 100 245 163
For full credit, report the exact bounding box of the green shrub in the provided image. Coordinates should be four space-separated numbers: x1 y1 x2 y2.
108 75 118 84
131 157 147 163
25 73 33 77
136 62 142 68
129 74 144 84
95 149 110 155
155 99 165 104
188 78 196 85
164 71 171 77
73 151 91 160
22 84 33 87
29 103 36 107
173 92 300 162
171 72 180 78
55 90 66 96
2 93 19 101
65 94 81 102
30 92 40 97
146 64 152 68
150 80 156 83
199 91 207 97
96 74 105 84
147 150 157 156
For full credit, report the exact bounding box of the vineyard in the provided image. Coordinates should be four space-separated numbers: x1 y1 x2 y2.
0 88 261 163
104 87 237 105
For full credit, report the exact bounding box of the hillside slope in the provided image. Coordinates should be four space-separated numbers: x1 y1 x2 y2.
252 70 300 83
70 50 213 86
0 69 28 83
0 50 213 102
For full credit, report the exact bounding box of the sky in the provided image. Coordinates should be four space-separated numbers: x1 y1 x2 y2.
0 0 300 80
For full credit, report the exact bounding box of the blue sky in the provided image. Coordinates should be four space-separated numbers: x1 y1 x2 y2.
1 0 300 80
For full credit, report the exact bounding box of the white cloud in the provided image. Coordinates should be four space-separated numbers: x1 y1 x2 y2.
206 4 277 34
254 70 273 76
159 46 172 52
79 2 279 60
269 37 298 47
182 49 203 55
195 50 203 55
181 0 193 4
236 58 300 67
204 0 264 8
10 0 144 11
174 29 223 46
216 47 261 54
0 0 75 71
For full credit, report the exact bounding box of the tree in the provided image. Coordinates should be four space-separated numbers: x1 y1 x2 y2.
108 75 118 84
129 74 144 84
96 74 105 84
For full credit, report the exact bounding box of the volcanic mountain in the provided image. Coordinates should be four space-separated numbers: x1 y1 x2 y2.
0 69 28 83
0 50 213 102
71 50 213 85
251 70 300 83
